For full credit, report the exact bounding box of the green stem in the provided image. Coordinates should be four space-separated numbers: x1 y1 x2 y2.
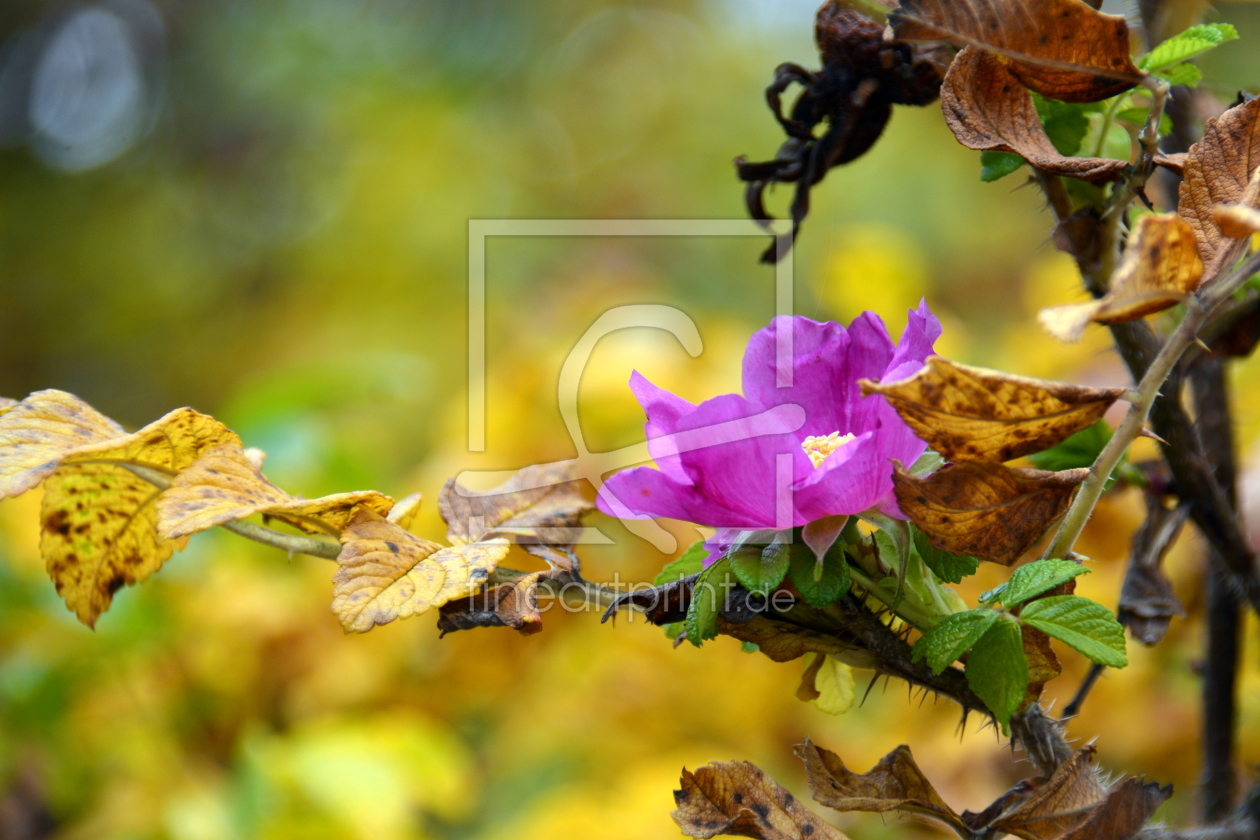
847 565 936 632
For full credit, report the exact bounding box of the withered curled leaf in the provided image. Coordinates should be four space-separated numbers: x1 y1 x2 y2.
0 390 126 501
941 48 1127 182
1040 214 1204 343
387 491 423 530
1212 204 1260 239
436 569 564 637
893 462 1089 565
439 462 592 548
861 357 1125 463
39 407 239 627
890 0 1144 102
332 509 508 633
672 760 848 840
601 574 697 626
1180 97 1260 265
1022 625 1062 707
1118 499 1189 646
716 615 869 665
156 443 394 539
1058 776 1172 840
797 740 969 837
966 747 1107 840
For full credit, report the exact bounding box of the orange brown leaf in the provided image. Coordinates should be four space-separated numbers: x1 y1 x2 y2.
982 747 1108 840
439 462 592 548
332 509 507 633
156 443 394 539
797 740 969 837
672 760 849 840
893 462 1089 565
942 48 1127 182
1040 214 1204 342
862 357 1125 463
890 0 1143 102
1180 98 1260 265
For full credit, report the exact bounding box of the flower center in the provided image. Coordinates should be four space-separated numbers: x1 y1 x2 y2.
801 431 855 468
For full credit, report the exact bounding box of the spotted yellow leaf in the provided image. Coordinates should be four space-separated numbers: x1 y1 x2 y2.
37 406 239 626
439 462 592 547
156 443 394 539
0 390 126 501
860 357 1125 463
332 509 508 633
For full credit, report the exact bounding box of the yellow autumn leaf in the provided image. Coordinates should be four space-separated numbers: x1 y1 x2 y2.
0 396 17 416
387 492 423 530
1039 214 1204 343
860 357 1126 463
36 406 240 627
0 390 126 501
800 652 856 715
156 443 394 539
332 509 508 633
1212 204 1260 239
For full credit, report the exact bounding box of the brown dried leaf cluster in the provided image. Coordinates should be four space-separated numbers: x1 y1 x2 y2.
942 48 1127 182
1040 214 1205 343
890 0 1143 103
1179 98 1260 266
0 390 594 632
675 741 1170 840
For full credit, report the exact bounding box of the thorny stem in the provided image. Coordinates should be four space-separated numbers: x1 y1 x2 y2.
1043 248 1260 561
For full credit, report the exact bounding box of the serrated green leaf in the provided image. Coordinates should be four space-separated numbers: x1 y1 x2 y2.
663 621 685 640
912 527 978 584
653 539 709 586
908 448 945 477
1034 94 1091 157
965 617 1028 734
912 608 999 674
730 543 791 597
788 542 850 608
1154 63 1202 87
980 150 1025 182
996 559 1091 608
1140 23 1237 73
685 558 731 647
1020 595 1128 668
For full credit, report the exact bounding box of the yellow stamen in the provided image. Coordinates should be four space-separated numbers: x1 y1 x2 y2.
801 431 855 468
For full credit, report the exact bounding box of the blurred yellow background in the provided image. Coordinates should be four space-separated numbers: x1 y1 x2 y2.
0 1 1258 838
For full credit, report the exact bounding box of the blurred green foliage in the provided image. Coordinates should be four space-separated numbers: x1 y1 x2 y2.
1 1 1258 838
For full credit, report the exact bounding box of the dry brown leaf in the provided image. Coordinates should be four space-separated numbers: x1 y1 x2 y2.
332 509 507 633
1118 499 1188 646
387 492 423 530
439 462 592 548
1153 152 1186 177
1040 214 1204 343
672 760 849 840
861 357 1125 463
0 390 126 501
1059 777 1172 840
1022 625 1062 706
436 568 564 637
1180 98 1260 264
941 48 1127 182
38 407 240 626
156 443 394 539
890 0 1143 102
601 575 696 626
797 740 969 837
717 615 870 665
982 747 1108 840
893 462 1089 565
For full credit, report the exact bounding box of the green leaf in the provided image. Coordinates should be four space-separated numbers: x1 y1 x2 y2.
965 616 1029 734
1034 94 1091 157
912 609 999 674
908 448 945 477
912 526 979 584
988 559 1091 608
685 558 731 647
740 641 760 654
1154 63 1203 87
980 150 1025 182
788 542 850 608
1020 595 1128 668
1028 420 1129 491
663 621 685 641
1140 23 1238 73
653 539 709 586
730 543 791 597
1115 108 1173 135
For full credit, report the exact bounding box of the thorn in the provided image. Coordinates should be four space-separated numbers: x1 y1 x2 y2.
1138 427 1170 445
1195 337 1212 352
